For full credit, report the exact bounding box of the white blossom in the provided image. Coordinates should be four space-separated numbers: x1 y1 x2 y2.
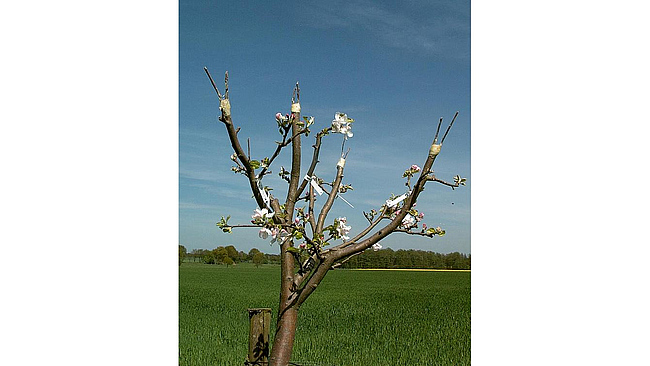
372 243 382 251
331 112 353 138
252 208 274 221
259 227 272 239
336 217 351 241
401 214 416 228
271 229 291 244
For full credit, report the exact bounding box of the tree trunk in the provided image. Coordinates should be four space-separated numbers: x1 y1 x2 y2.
268 306 298 366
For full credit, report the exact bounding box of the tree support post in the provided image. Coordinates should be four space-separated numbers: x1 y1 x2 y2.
246 308 271 365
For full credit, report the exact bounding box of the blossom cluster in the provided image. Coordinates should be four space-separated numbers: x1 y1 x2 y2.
402 164 421 178
251 208 274 223
251 208 293 245
331 112 354 139
259 226 291 244
422 225 445 236
300 116 315 128
395 208 425 230
335 217 351 241
276 112 290 127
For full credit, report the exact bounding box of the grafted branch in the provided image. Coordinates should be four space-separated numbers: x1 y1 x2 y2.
314 165 346 234
204 67 267 210
296 127 332 198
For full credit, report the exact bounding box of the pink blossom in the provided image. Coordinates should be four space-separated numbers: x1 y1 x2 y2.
275 112 283 121
410 164 421 172
419 212 425 219
299 243 306 249
271 228 290 244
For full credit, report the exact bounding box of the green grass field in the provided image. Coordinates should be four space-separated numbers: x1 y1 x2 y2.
179 262 470 365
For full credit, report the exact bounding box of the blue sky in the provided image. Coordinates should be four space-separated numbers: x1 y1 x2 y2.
180 0 470 254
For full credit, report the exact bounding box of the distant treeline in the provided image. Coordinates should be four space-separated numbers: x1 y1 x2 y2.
339 248 470 270
180 244 470 270
179 245 280 267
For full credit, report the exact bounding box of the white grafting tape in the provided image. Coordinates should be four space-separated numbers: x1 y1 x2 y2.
429 144 441 157
220 99 231 116
337 157 346 168
307 177 324 196
386 191 411 208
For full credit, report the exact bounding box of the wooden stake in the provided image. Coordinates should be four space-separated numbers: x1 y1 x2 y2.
247 308 271 365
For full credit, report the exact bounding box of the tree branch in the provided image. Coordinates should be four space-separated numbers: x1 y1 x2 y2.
296 127 332 198
203 67 223 100
278 84 302 316
292 256 335 308
284 91 302 215
291 113 460 310
205 68 267 210
392 228 442 238
324 208 388 254
427 176 461 189
330 138 444 262
257 126 291 179
307 183 317 234
440 111 459 145
314 165 345 234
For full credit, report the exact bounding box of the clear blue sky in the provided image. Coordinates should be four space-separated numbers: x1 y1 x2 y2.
180 0 470 255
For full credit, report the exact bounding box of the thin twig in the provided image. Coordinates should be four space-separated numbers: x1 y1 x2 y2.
393 228 439 238
258 128 291 178
203 67 223 99
295 127 332 198
428 176 461 189
434 117 443 143
440 111 459 145
224 71 229 99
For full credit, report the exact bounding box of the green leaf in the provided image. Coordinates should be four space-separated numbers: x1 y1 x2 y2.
286 247 300 254
250 160 261 169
